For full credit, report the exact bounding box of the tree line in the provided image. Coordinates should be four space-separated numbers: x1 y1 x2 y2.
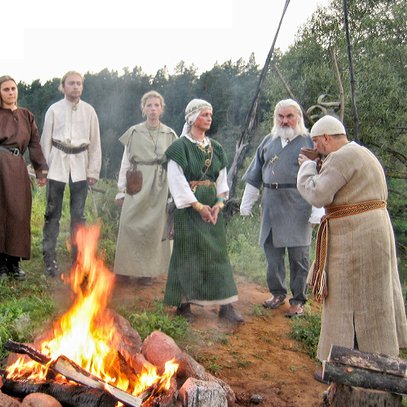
17 0 406 259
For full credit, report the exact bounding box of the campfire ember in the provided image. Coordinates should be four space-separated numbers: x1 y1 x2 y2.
1 225 235 406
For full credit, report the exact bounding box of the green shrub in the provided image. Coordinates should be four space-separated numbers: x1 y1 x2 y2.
289 311 321 359
123 301 189 341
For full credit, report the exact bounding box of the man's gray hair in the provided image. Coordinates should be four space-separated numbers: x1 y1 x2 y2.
271 98 308 136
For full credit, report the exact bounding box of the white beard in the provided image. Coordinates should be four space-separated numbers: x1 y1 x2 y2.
272 126 298 141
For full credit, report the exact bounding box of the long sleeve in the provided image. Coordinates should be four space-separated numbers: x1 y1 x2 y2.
167 160 198 208
86 109 102 180
40 108 54 164
115 147 131 199
297 158 347 208
240 183 260 216
167 161 229 208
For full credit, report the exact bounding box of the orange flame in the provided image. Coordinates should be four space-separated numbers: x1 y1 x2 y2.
6 224 178 397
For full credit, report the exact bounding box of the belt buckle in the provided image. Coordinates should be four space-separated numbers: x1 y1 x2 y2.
10 148 19 156
272 182 278 189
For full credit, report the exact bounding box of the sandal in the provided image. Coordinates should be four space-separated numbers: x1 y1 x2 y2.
263 295 286 309
285 303 305 318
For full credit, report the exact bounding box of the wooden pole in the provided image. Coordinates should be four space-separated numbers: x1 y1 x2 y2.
343 0 360 142
227 0 291 198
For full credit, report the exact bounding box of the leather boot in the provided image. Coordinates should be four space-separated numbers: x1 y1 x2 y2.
176 303 194 322
219 304 244 323
8 263 26 281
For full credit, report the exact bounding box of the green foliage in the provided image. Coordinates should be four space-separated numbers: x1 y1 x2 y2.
123 301 188 342
289 311 322 359
0 277 55 360
226 212 267 286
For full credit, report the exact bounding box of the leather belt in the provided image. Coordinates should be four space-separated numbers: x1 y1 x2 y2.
263 182 297 189
134 159 163 165
52 139 88 154
0 146 21 156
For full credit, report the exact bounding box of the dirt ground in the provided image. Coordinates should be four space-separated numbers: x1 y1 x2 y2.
100 273 327 407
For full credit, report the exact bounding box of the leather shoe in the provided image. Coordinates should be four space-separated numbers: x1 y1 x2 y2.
176 303 194 322
9 264 26 280
219 304 244 323
45 259 59 277
285 303 305 318
263 295 286 309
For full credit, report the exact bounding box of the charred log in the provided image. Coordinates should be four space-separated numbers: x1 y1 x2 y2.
1 378 117 407
328 345 407 377
5 340 142 407
322 362 407 395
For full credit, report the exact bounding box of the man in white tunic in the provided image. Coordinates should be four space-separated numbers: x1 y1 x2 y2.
297 115 407 362
41 71 101 276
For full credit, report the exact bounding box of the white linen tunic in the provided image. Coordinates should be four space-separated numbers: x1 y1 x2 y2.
40 98 101 182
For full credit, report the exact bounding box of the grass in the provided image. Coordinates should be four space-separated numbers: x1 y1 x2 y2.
123 301 188 342
289 311 321 359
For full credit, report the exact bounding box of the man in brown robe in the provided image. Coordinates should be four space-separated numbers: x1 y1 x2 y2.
297 115 407 364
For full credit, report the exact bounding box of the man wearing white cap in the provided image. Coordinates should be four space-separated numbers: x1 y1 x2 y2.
297 115 407 364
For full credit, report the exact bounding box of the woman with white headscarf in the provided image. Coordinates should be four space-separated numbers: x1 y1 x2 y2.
163 99 243 323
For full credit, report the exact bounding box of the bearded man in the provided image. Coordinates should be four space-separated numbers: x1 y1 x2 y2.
240 99 323 317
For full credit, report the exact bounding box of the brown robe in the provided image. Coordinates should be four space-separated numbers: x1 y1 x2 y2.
297 142 407 361
0 107 48 259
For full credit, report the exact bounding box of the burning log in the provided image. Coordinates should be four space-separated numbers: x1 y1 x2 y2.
5 340 143 407
1 379 117 407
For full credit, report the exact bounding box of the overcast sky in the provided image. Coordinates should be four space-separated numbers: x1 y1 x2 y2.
4 0 330 84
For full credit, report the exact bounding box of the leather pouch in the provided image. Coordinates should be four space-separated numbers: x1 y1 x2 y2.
126 164 143 195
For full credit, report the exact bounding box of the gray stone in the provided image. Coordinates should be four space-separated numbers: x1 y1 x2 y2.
179 377 228 407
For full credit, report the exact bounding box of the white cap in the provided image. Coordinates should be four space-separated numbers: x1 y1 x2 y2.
310 115 346 138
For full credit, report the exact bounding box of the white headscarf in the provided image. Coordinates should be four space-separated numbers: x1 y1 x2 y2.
181 99 213 136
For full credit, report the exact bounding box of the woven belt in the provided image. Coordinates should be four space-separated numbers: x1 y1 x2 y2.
190 180 215 192
310 199 387 303
263 183 297 189
0 146 20 156
52 139 88 154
